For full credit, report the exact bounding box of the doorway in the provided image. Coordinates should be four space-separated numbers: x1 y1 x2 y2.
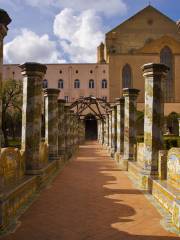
85 114 97 140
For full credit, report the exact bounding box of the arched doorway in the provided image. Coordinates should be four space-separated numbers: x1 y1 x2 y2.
85 114 97 140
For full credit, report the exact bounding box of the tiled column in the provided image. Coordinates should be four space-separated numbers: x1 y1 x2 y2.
115 97 125 162
100 119 104 145
74 115 79 146
111 105 117 156
44 88 60 160
98 120 100 142
102 119 106 145
64 106 71 159
20 62 47 170
108 111 112 152
105 115 109 147
178 118 180 136
121 88 139 170
78 119 85 144
58 99 66 158
141 63 169 189
70 110 75 153
0 10 11 150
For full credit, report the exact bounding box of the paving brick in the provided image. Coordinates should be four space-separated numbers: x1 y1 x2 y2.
2 141 179 240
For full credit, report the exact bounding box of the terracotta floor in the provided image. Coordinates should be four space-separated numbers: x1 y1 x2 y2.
3 141 179 240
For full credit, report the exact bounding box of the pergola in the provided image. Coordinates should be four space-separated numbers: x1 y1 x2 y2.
69 96 111 120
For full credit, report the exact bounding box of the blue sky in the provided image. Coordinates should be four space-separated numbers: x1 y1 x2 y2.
1 0 180 63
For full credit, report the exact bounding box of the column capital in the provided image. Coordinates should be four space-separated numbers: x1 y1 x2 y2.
0 9 11 26
58 99 66 104
44 88 60 96
142 63 169 77
19 62 47 76
0 9 11 38
116 97 125 105
122 88 140 97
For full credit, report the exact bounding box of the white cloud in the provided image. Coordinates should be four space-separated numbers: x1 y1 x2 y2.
54 8 104 62
24 0 127 17
4 29 65 64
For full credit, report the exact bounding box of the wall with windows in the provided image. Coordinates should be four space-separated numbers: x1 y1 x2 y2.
3 63 109 103
106 6 180 115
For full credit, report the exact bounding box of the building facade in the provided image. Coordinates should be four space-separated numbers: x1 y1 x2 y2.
3 5 180 115
3 63 109 103
102 5 180 114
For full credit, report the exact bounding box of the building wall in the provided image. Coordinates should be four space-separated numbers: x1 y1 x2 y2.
2 6 180 115
105 6 180 115
3 63 109 103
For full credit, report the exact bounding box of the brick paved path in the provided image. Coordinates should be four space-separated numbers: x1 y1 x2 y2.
3 142 179 240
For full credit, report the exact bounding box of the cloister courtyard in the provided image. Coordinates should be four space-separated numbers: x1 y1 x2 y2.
0 3 180 240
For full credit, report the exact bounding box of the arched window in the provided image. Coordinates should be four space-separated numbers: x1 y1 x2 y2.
43 79 48 88
160 46 173 102
74 79 80 88
89 79 95 89
58 79 64 89
122 64 132 88
102 79 107 89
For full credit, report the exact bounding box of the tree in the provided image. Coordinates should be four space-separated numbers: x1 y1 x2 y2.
2 79 22 146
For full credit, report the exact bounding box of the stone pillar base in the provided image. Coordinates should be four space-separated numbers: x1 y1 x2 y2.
114 152 121 162
103 144 109 150
107 146 112 154
118 157 128 171
138 171 158 191
110 148 116 158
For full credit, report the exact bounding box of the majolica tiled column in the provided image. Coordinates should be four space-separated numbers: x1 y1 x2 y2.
141 63 169 189
58 99 66 157
70 110 75 152
108 111 112 151
97 119 101 142
121 88 139 170
0 10 11 149
64 106 71 159
74 115 79 146
115 97 125 162
78 119 85 144
105 115 109 147
44 88 60 160
102 119 105 145
100 119 104 144
111 105 117 156
20 62 47 170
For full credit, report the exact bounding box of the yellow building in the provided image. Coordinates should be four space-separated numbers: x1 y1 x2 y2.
99 5 180 114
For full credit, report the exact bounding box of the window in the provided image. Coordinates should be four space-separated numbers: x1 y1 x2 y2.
90 70 93 74
89 79 95 89
64 96 69 102
76 70 79 74
160 46 174 102
74 79 80 88
59 70 62 74
102 79 107 88
58 79 64 89
43 79 48 88
102 96 107 101
122 64 132 88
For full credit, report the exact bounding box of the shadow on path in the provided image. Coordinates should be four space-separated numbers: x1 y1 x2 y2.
2 141 179 240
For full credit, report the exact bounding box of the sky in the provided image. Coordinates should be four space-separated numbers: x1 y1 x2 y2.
1 0 180 64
